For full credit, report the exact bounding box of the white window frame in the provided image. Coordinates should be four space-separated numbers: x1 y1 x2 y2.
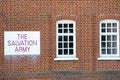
98 19 120 60
54 20 78 60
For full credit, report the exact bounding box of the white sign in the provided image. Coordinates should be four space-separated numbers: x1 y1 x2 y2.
4 31 40 55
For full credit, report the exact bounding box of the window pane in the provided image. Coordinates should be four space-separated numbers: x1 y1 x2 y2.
112 35 117 41
112 49 117 54
69 29 73 33
69 49 73 55
107 28 111 32
112 42 117 47
69 24 73 28
64 43 68 48
107 35 111 41
64 29 68 33
102 29 106 32
58 29 62 33
64 36 68 41
64 24 68 28
102 49 106 54
113 23 117 27
101 35 106 41
58 24 62 28
69 36 73 41
69 43 73 48
107 42 111 47
107 23 111 27
107 49 111 54
58 43 62 48
58 36 62 41
113 28 117 32
101 23 105 27
101 42 106 47
58 49 62 55
64 49 68 55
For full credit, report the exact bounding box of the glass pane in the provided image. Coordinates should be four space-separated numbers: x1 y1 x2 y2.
58 24 62 28
101 42 106 47
58 43 62 48
113 28 117 32
64 43 68 48
64 24 68 28
113 23 117 27
102 49 106 54
58 29 62 33
69 24 73 28
69 43 73 48
107 49 111 54
107 28 111 32
58 36 62 41
69 49 73 55
101 23 105 27
102 29 106 32
107 42 111 47
64 36 68 41
64 29 68 33
58 49 62 55
112 49 117 54
107 35 111 41
107 23 111 27
69 36 73 41
112 42 117 47
112 35 117 41
69 29 73 33
64 49 68 55
101 35 106 41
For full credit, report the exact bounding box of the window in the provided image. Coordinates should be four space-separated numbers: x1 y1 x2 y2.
98 19 120 60
55 20 78 60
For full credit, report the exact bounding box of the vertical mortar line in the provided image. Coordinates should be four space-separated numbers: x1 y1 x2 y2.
93 1 99 71
45 13 50 71
82 14 85 72
38 13 41 72
82 1 86 72
0 12 3 75
92 1 98 72
5 1 10 72
92 1 95 72
48 1 53 72
47 13 51 72
91 14 95 71
47 12 51 72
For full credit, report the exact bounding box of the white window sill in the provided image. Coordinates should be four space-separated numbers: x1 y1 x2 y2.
97 57 120 60
54 58 79 61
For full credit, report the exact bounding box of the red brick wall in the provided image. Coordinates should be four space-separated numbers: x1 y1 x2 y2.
1 0 120 79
